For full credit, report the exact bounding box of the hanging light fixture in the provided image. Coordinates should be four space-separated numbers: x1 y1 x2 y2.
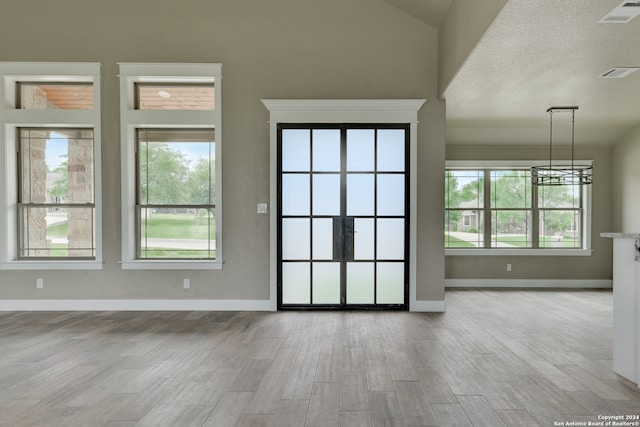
531 106 592 186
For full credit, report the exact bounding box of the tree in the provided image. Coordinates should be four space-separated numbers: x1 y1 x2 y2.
49 155 68 203
445 171 461 231
139 143 190 205
186 158 215 205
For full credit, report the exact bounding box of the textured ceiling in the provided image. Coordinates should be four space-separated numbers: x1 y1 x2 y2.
442 0 640 146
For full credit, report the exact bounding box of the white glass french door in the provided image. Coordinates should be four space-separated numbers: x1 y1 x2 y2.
278 124 409 309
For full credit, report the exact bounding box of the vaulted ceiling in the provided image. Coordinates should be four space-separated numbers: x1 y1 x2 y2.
386 0 640 147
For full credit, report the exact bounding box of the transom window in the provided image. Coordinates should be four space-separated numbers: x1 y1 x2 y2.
135 83 214 110
445 162 590 254
18 82 94 110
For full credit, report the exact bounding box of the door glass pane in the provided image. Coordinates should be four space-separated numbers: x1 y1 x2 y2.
377 219 404 260
282 129 310 171
377 129 405 171
354 218 374 260
313 262 340 304
347 174 374 216
313 174 340 215
377 262 404 304
282 174 310 215
313 218 333 259
347 129 375 171
377 175 405 216
312 129 340 171
282 218 310 260
282 262 310 304
347 262 374 304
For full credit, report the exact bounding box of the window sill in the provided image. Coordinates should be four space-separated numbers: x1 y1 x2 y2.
445 248 593 256
120 260 223 270
0 260 104 270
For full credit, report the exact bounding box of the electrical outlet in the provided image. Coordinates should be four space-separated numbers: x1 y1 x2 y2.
183 278 190 289
506 263 512 272
257 203 268 214
37 278 43 289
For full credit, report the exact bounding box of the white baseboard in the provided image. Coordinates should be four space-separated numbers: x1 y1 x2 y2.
0 299 276 311
411 299 446 312
445 279 612 288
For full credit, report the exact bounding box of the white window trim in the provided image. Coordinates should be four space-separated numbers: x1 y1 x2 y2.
445 160 593 256
0 62 103 270
118 63 222 270
261 99 427 311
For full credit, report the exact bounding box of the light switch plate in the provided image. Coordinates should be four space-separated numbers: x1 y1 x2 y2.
257 203 268 214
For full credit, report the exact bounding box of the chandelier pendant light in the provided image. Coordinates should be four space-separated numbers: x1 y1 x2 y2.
531 106 593 186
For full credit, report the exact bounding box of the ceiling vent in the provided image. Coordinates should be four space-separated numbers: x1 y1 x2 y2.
598 1 640 23
599 67 640 78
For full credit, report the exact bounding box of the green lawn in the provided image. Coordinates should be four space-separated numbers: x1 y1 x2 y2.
140 249 216 259
141 213 215 239
47 222 67 238
444 234 476 248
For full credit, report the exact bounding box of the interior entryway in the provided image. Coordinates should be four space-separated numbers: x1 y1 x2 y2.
278 124 409 309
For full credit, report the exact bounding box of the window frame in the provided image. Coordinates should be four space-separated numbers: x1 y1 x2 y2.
118 63 222 270
0 62 102 270
445 160 593 256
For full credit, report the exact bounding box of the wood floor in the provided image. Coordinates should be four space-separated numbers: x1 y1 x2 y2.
0 289 639 426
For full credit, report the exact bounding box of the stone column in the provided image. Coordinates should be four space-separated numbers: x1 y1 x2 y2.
21 130 50 257
67 130 94 257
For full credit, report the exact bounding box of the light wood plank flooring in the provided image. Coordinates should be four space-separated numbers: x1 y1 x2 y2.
1 289 639 426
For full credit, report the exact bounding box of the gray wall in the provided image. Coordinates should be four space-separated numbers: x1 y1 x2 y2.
445 144 613 282
0 0 446 303
612 125 640 233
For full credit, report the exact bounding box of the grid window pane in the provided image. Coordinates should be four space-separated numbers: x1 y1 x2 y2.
538 184 580 208
445 210 484 247
445 170 484 248
539 210 581 248
20 206 95 258
491 170 531 209
491 210 531 248
138 208 216 259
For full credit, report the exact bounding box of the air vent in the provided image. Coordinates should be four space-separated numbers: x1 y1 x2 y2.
598 0 640 23
599 67 639 78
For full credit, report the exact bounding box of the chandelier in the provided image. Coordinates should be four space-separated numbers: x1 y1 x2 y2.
531 106 592 186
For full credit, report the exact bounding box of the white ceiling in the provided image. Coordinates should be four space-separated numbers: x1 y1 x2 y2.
388 0 640 146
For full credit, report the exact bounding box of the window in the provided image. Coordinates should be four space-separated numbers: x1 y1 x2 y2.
119 63 222 269
135 83 214 110
19 129 95 258
18 82 94 110
445 161 592 255
0 62 102 269
136 129 215 259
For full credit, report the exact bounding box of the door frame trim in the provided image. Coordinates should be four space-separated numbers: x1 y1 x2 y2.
262 99 427 311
